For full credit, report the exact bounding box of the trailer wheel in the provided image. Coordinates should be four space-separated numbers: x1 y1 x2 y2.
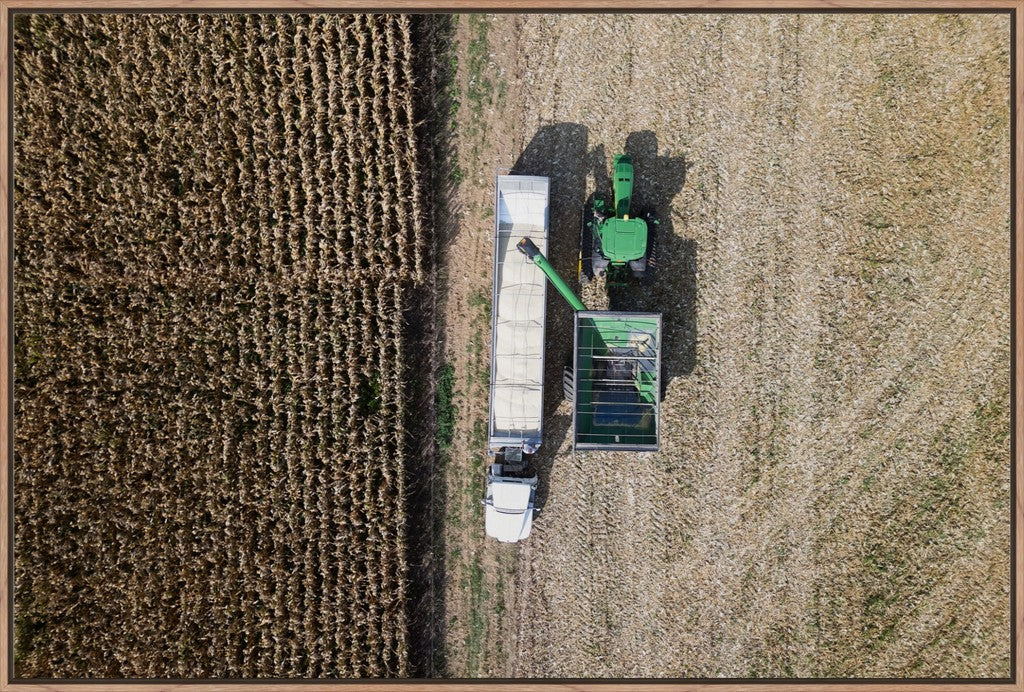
562 365 575 402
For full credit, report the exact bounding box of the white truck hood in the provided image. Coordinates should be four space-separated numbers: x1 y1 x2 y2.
484 480 535 543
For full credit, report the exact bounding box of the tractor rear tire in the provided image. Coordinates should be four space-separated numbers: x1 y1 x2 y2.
640 212 658 286
563 365 575 402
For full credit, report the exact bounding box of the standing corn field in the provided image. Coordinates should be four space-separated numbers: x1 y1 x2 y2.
14 13 427 677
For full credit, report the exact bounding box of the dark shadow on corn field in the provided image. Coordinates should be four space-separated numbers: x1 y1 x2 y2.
406 13 457 679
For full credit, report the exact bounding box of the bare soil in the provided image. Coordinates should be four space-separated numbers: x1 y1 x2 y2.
438 12 1011 678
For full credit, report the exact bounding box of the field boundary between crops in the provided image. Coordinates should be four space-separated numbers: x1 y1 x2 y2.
405 13 458 679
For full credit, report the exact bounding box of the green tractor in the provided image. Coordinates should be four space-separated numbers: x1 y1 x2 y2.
581 154 658 285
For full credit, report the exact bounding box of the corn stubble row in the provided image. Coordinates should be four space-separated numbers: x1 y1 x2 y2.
14 14 425 678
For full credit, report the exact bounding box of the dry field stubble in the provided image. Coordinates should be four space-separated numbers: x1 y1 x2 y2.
441 13 1011 677
14 13 426 678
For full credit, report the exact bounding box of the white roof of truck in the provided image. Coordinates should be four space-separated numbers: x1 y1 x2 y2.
488 175 549 451
484 478 536 542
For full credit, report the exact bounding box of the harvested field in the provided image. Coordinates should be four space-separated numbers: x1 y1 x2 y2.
14 13 425 678
440 13 1011 678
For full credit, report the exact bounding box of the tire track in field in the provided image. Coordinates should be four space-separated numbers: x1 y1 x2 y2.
477 12 1009 678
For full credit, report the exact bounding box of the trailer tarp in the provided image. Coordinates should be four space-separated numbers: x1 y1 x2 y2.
488 175 549 452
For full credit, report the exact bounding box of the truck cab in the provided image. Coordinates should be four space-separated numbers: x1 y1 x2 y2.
484 449 538 543
484 477 537 543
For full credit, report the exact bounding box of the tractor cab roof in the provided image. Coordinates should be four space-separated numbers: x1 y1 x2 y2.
599 216 648 263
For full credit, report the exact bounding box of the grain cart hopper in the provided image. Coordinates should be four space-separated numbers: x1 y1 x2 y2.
517 238 661 452
581 153 658 285
483 175 549 543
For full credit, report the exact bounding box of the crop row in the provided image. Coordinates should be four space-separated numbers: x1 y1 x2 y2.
14 13 424 678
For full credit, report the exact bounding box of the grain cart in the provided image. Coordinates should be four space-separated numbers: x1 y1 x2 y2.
483 175 549 543
517 238 661 452
581 153 658 285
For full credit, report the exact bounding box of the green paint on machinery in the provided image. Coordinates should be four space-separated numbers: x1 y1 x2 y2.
573 312 660 450
517 238 661 452
516 237 585 311
582 154 659 286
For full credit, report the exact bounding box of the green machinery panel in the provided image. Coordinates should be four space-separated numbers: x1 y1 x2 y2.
572 311 661 451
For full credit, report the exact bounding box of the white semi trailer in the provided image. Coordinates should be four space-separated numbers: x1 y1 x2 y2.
483 174 549 543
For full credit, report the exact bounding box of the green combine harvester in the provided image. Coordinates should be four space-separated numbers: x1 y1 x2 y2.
517 237 661 452
581 154 658 285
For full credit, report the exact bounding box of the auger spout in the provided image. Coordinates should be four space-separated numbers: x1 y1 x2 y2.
516 237 586 312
